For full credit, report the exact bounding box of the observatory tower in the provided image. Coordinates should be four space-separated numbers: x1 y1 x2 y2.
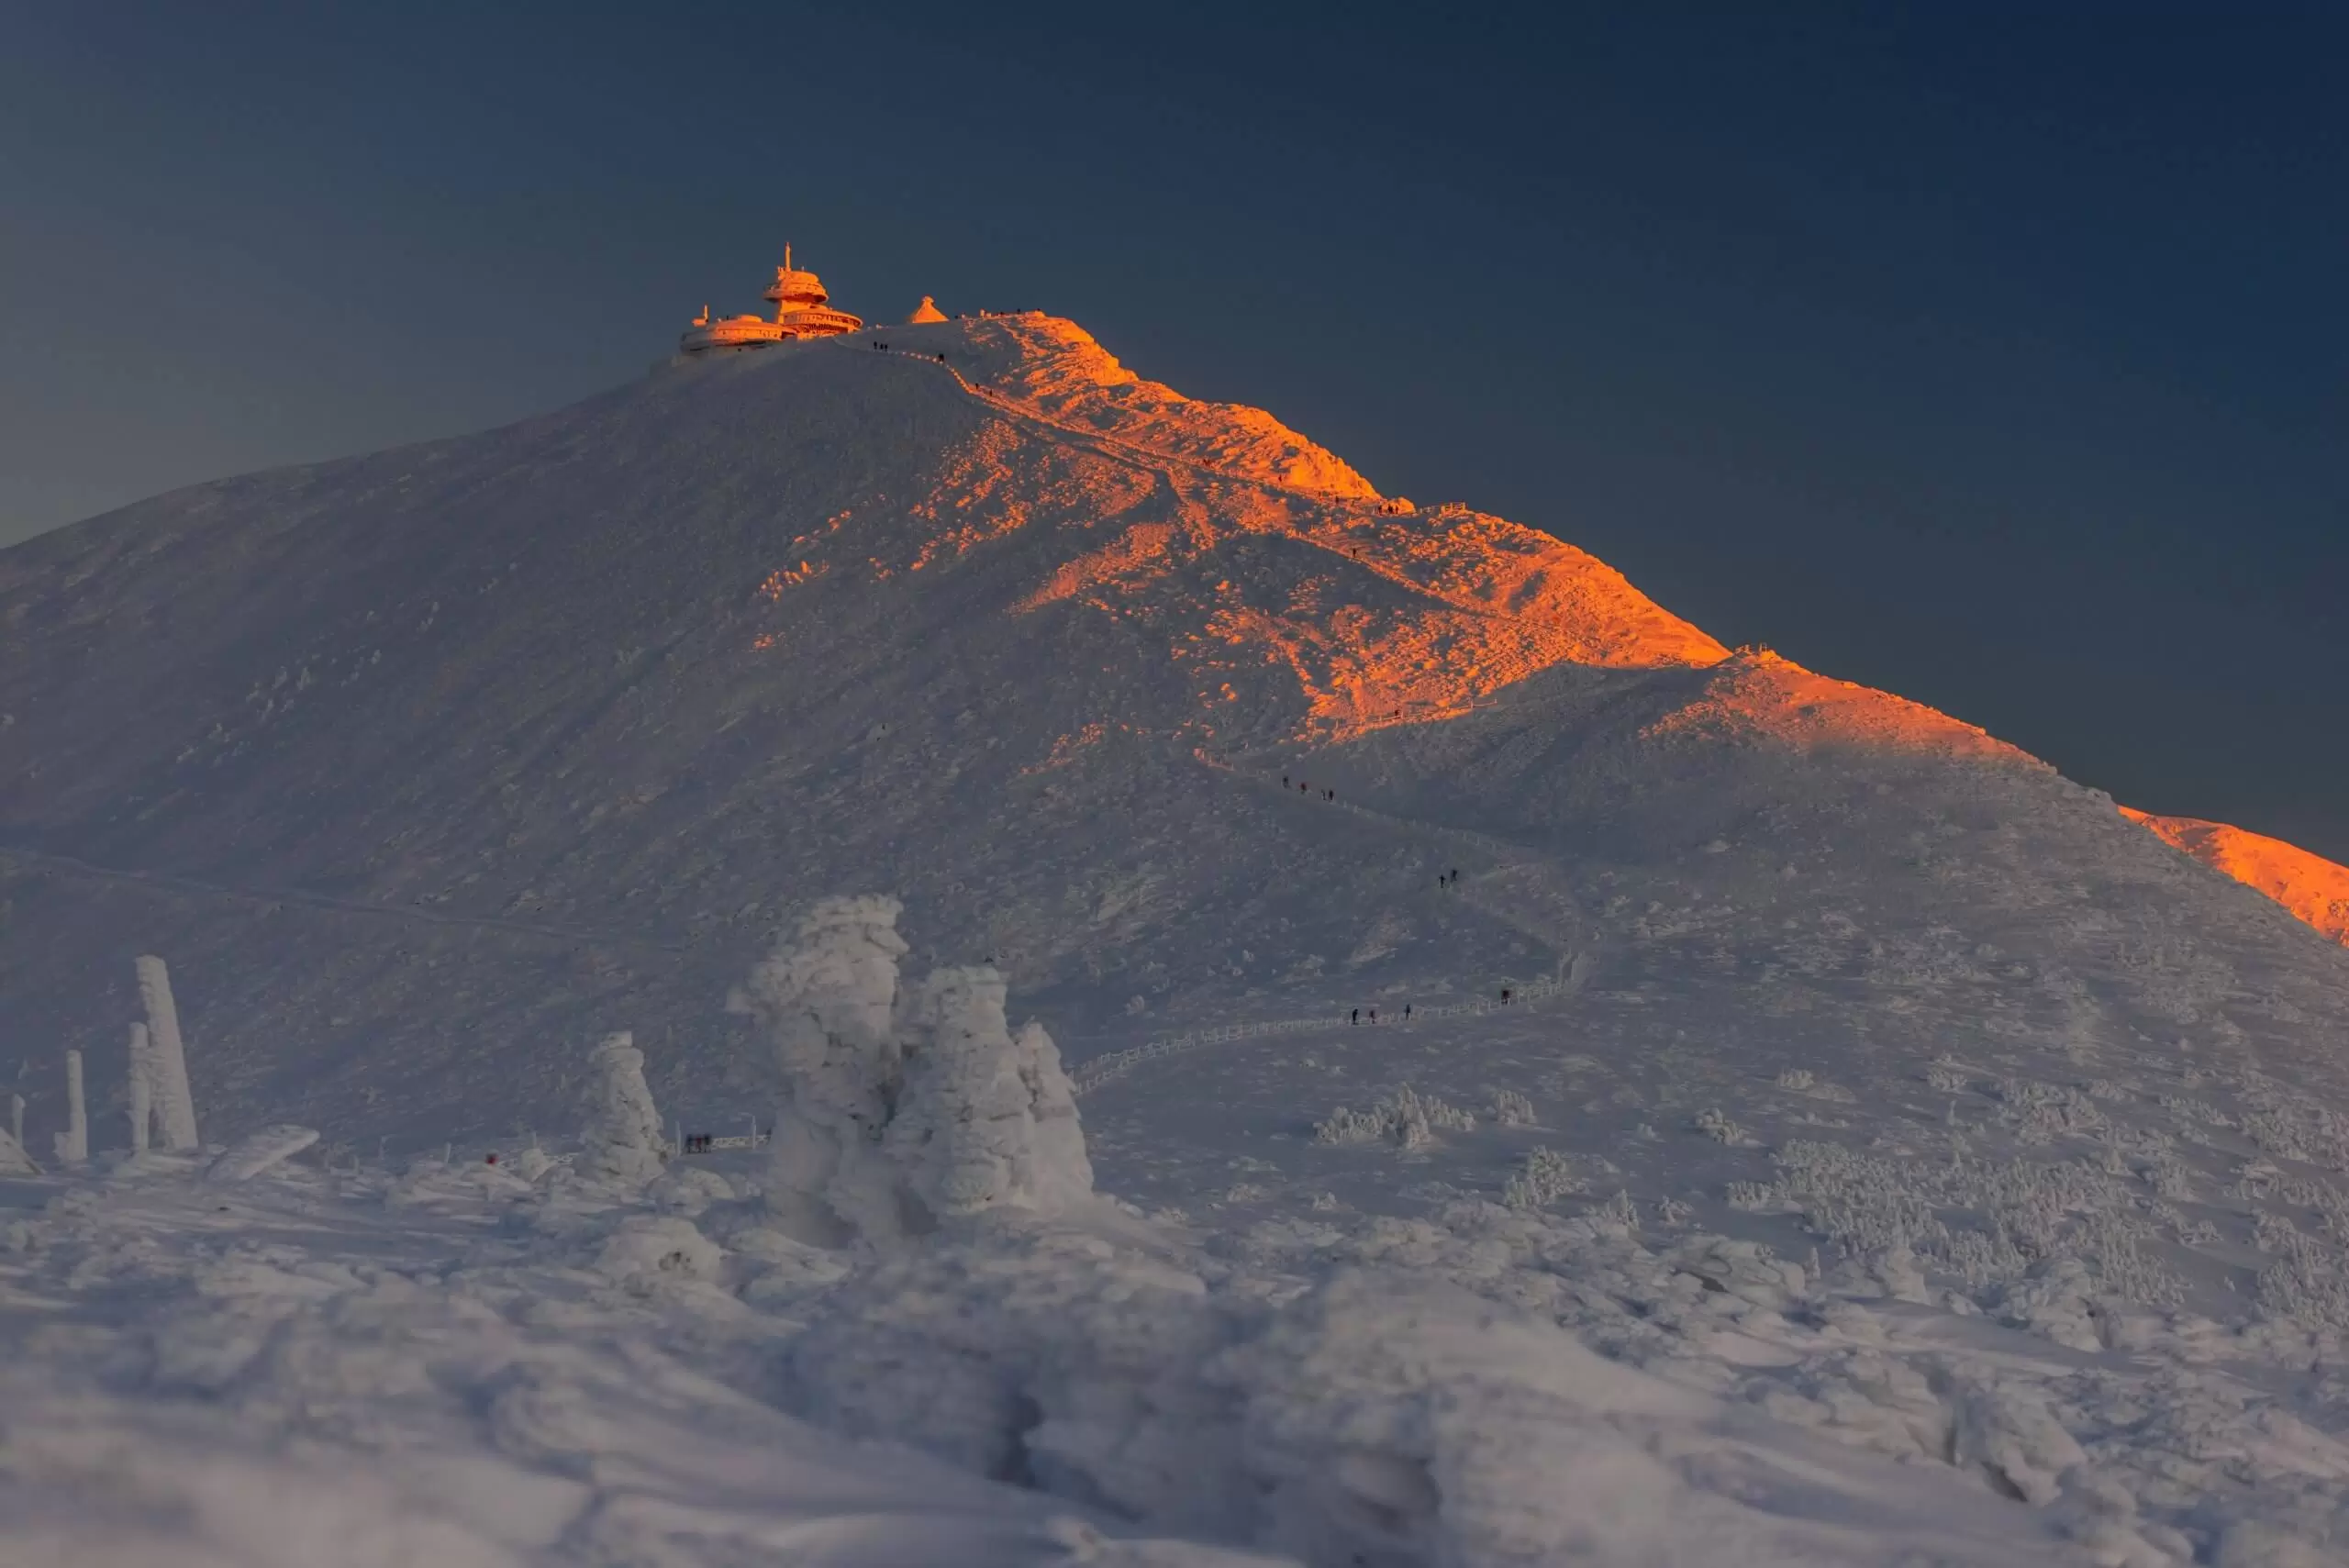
681 246 863 354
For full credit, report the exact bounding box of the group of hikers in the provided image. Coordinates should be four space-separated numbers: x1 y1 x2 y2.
1267 768 1521 1024
1344 985 1515 1027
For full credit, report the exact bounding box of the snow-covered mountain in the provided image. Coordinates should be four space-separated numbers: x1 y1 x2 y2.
11 306 2349 1566
4 310 2341 1142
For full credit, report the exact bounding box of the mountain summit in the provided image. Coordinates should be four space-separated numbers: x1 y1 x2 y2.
2 306 2343 1139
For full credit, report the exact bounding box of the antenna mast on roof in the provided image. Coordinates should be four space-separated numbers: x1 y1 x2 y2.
785 243 793 271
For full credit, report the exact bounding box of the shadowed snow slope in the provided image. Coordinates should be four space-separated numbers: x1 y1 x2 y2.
2 312 2344 1151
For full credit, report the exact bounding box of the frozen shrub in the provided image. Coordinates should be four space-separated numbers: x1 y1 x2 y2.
1594 1190 1641 1228
1775 1069 1815 1092
1488 1088 1536 1127
1502 1147 1582 1208
1997 1080 2107 1144
1313 1085 1474 1150
1312 1105 1386 1145
1925 1062 1970 1095
1415 1087 1476 1132
1692 1107 1746 1144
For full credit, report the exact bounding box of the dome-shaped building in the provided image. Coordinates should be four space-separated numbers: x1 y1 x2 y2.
681 247 863 355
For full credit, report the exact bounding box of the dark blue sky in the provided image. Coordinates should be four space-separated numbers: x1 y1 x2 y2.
6 3 2343 857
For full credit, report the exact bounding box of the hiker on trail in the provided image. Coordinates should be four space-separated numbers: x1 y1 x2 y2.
1501 988 1512 1006
1283 773 1290 787
1404 1004 1411 1021
1369 1008 1377 1024
1451 868 1460 883
1351 1008 1359 1025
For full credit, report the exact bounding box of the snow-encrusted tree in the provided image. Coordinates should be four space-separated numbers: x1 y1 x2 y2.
127 1022 153 1154
737 895 1094 1244
736 895 913 1242
889 968 1095 1223
578 1031 668 1186
54 1049 86 1166
889 966 1041 1220
134 955 200 1151
1012 1018 1094 1212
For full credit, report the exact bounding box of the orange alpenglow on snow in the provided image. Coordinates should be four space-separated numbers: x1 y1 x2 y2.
868 316 1733 738
907 295 949 324
728 297 2046 758
1642 648 2036 762
2119 807 2349 948
680 245 863 354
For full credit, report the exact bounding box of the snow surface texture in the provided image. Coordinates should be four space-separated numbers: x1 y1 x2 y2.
0 951 2110 1568
5 307 2349 1561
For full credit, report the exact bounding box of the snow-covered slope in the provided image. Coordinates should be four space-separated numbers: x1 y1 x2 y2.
5 311 2343 1150
11 309 2349 1565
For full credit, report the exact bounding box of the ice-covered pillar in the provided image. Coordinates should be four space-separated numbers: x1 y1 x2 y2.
55 1050 87 1165
136 955 200 1151
128 1022 153 1154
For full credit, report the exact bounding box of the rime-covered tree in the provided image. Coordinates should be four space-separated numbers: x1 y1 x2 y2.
578 1031 668 1187
54 1050 87 1166
738 896 1094 1244
736 895 912 1242
135 955 201 1151
128 1022 153 1154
